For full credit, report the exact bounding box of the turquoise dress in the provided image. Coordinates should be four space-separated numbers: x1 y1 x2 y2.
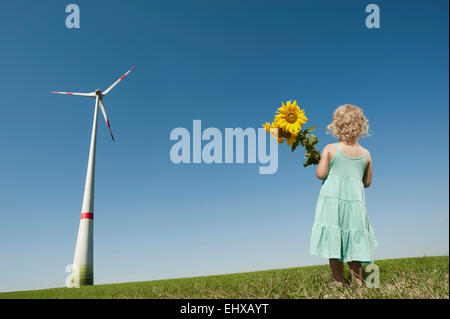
310 143 377 264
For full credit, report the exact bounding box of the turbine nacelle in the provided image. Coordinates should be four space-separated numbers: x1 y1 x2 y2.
95 89 103 98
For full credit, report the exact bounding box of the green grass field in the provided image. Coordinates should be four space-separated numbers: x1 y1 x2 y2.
1 256 448 299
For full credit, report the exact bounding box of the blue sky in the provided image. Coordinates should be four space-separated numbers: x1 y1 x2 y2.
0 0 448 292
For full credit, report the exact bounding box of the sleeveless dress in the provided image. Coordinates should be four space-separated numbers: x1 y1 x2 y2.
309 143 377 264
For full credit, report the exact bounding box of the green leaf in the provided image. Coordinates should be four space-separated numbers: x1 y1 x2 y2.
309 135 318 145
304 125 316 134
290 125 321 167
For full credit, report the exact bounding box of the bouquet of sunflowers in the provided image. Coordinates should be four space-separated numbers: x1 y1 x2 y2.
263 100 321 167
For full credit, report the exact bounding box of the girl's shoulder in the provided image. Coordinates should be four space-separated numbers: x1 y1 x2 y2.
322 143 337 162
356 144 372 164
323 143 336 151
358 144 371 156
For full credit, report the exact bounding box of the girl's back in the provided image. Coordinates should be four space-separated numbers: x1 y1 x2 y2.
320 143 368 207
328 143 368 181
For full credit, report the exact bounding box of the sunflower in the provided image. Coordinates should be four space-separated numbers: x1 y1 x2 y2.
262 99 320 167
285 133 298 146
273 100 308 135
263 122 284 143
262 122 298 145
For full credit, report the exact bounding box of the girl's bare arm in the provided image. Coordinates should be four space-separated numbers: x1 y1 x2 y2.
363 151 373 188
316 144 332 180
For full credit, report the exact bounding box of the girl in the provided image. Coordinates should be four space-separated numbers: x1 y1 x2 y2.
310 104 377 286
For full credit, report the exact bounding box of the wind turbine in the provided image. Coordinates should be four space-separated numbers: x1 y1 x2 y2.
53 66 135 286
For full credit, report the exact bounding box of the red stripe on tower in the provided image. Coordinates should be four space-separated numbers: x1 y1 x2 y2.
80 212 94 219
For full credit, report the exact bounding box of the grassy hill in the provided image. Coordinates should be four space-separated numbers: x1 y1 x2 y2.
1 256 448 299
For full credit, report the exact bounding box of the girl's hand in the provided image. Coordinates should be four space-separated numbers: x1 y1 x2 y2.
316 144 333 180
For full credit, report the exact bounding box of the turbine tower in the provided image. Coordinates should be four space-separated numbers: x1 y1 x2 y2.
53 66 135 286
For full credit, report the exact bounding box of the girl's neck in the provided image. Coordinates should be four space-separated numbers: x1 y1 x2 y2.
339 139 359 146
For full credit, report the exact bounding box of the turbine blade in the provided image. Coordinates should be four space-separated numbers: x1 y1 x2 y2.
102 66 135 95
99 99 114 141
52 91 96 97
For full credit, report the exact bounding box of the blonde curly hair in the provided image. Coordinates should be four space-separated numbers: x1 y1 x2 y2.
326 104 370 142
